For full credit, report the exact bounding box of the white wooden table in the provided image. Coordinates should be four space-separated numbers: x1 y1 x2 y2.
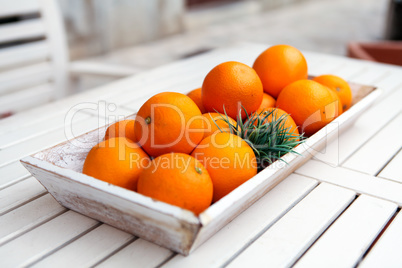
0 42 401 268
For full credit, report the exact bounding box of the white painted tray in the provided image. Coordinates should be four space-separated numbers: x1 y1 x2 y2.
21 81 381 255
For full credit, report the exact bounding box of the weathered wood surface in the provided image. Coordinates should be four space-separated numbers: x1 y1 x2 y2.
359 210 402 268
21 156 201 255
0 43 402 266
294 195 397 268
227 183 356 267
378 149 402 183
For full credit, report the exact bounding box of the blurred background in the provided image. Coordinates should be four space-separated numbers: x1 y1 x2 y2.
0 0 400 118
60 0 390 60
61 0 392 59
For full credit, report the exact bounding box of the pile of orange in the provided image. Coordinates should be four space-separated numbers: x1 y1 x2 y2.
82 44 352 215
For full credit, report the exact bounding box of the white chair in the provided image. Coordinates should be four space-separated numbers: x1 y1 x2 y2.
0 0 139 117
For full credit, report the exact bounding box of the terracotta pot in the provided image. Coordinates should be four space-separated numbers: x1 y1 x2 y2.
347 41 402 66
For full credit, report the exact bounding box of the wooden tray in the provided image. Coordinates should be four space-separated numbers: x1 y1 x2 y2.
20 81 381 255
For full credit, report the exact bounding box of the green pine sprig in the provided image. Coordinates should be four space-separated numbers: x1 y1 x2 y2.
214 107 305 170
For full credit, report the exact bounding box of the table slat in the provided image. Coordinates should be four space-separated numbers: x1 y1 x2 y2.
296 159 402 206
302 58 345 77
299 52 323 73
350 65 390 86
0 80 136 135
342 112 402 175
374 71 402 95
227 183 355 268
0 194 65 245
309 54 351 75
97 239 173 268
32 224 133 268
118 76 204 109
378 149 402 183
359 210 402 268
0 117 99 168
162 174 318 268
294 195 397 268
79 103 135 119
120 95 150 113
0 177 46 216
304 61 326 76
0 210 98 268
328 61 368 80
0 161 30 190
0 111 91 150
109 62 208 107
316 87 402 166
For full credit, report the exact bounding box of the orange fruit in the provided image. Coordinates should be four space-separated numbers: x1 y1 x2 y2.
327 88 343 116
187 88 206 113
276 79 342 136
253 44 308 98
202 61 263 119
83 137 150 191
255 108 299 138
191 132 257 202
104 119 136 142
137 153 213 215
134 92 204 157
202 112 237 139
312 74 352 111
258 93 276 111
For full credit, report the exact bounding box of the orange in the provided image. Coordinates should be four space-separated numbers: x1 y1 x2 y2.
253 44 308 98
276 79 342 136
137 153 213 215
191 132 257 202
313 74 352 111
258 93 276 111
328 88 343 116
134 92 204 157
255 108 299 138
202 112 237 139
104 119 136 142
83 137 150 191
187 88 206 113
202 61 263 120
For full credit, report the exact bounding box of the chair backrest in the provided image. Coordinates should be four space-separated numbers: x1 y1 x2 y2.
0 0 70 117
